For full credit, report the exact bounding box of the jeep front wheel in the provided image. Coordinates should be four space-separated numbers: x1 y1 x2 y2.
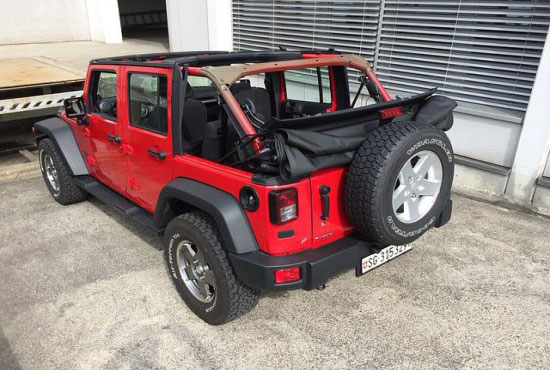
164 211 259 325
38 138 88 205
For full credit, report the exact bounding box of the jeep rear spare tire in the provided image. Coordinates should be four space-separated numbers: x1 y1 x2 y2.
345 122 454 245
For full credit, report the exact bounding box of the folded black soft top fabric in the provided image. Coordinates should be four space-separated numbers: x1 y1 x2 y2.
268 91 457 181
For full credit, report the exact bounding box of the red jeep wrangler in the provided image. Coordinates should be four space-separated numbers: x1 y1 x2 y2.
34 50 456 325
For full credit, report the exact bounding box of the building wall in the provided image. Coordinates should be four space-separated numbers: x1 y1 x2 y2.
0 0 91 44
166 0 231 52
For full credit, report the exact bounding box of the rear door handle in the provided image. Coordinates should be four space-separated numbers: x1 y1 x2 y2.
106 134 121 144
147 148 166 160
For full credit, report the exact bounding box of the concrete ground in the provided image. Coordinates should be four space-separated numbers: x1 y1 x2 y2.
0 176 549 370
0 35 169 73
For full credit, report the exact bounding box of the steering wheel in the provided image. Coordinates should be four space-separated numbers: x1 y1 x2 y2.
140 103 156 118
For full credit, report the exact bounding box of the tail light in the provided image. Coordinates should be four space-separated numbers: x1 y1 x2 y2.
274 267 301 284
379 106 403 120
269 188 298 224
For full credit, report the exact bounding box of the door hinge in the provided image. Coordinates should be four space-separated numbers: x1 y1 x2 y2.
122 144 134 155
129 178 141 190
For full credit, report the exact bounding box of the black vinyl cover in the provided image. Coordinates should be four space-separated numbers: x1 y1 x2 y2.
413 95 457 131
267 90 456 181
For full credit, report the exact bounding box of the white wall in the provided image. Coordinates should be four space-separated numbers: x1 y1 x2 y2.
206 0 232 51
85 0 122 44
0 0 91 44
446 113 521 168
166 0 209 51
505 29 550 204
166 0 232 51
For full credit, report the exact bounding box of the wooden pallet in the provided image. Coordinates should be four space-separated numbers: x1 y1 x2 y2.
0 57 84 91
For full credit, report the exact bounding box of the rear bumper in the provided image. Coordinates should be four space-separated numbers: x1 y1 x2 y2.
229 199 453 291
228 235 377 290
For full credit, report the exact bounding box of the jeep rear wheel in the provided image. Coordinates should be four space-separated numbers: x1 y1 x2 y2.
38 138 88 205
164 211 259 325
345 122 454 245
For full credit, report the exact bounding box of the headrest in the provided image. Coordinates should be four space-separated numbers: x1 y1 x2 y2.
230 80 252 95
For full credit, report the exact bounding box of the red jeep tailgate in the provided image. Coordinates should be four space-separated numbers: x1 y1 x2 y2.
310 167 354 248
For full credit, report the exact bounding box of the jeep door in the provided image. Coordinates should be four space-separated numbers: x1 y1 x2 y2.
85 67 128 193
122 66 173 212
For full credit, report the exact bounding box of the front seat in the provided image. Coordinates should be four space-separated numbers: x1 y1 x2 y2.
182 82 208 153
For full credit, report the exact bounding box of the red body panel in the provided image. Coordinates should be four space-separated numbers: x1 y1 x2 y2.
309 167 354 247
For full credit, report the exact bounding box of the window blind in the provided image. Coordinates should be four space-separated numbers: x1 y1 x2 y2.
233 0 381 61
377 0 550 113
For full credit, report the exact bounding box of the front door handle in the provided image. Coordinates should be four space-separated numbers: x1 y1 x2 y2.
106 134 121 144
148 148 166 160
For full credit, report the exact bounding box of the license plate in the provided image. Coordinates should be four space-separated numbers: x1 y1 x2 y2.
358 244 412 275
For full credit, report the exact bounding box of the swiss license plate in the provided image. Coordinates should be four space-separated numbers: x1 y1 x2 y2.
358 244 412 275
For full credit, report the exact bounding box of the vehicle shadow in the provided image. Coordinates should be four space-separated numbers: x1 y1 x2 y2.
0 327 21 370
260 269 350 299
87 197 164 251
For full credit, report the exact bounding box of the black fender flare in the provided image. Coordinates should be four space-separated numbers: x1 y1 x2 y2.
154 178 259 254
33 117 89 176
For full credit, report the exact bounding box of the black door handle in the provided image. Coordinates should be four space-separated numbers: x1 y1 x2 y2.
320 185 330 220
107 134 121 144
148 148 166 160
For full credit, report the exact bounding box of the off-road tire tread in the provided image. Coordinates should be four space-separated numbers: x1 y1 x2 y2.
345 121 435 245
39 138 87 205
167 211 259 324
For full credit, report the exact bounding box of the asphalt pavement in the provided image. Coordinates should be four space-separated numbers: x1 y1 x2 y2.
0 176 549 369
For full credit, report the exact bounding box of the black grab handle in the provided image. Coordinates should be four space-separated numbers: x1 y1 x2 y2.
106 134 121 144
147 148 166 160
320 185 330 220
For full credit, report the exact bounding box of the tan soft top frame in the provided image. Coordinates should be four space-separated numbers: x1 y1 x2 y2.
194 54 372 87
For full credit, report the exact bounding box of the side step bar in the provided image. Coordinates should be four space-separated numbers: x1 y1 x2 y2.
73 175 164 235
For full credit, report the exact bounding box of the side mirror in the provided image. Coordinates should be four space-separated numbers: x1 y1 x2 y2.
64 97 86 119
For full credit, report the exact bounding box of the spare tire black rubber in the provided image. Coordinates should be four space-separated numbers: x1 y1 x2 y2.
345 121 454 245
